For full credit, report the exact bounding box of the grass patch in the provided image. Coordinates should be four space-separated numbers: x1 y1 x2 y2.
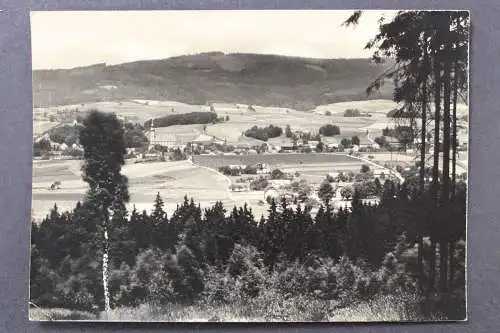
328 293 424 322
30 308 97 321
98 292 426 322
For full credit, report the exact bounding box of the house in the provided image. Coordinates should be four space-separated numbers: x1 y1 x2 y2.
308 140 320 149
358 135 373 147
191 133 215 146
385 136 404 150
72 143 83 151
321 136 341 149
267 136 295 152
231 183 250 192
294 130 311 139
333 200 352 211
256 163 270 174
149 131 200 150
361 198 380 206
264 187 280 201
229 164 246 170
269 179 292 188
328 172 340 180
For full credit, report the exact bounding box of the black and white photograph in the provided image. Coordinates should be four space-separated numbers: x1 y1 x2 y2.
29 10 469 322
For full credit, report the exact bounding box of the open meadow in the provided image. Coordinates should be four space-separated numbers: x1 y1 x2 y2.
32 153 374 222
206 101 389 142
193 153 375 185
32 159 243 221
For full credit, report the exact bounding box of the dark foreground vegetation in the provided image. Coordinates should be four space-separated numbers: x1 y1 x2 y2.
31 177 466 321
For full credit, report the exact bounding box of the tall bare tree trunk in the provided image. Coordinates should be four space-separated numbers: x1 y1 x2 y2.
439 14 453 292
418 47 429 290
429 52 442 293
449 60 459 289
102 216 111 314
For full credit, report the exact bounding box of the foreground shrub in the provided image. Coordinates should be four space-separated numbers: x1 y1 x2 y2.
114 245 204 307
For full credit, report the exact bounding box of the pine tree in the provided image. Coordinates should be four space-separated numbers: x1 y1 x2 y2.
175 244 204 303
151 192 173 251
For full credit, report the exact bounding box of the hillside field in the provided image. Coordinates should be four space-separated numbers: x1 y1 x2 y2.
32 160 236 221
32 153 372 222
33 99 406 143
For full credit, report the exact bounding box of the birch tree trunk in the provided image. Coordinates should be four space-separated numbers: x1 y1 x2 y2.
102 219 111 313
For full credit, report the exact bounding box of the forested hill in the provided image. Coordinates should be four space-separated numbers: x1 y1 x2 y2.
32 52 394 110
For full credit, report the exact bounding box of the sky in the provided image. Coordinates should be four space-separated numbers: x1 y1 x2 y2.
30 10 397 70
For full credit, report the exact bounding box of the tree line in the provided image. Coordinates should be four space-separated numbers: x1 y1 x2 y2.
144 112 219 129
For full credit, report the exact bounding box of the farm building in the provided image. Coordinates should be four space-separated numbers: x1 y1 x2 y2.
267 136 295 152
148 131 200 150
357 134 374 147
264 187 280 201
361 198 380 206
191 133 217 145
321 136 341 149
328 172 340 180
228 164 247 170
384 136 404 149
268 179 292 187
332 200 352 211
308 140 320 149
231 183 250 192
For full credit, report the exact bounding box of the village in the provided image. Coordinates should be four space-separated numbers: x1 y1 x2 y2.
31 98 467 220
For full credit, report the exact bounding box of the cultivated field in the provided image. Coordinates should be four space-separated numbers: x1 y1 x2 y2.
32 159 244 221
192 153 375 184
34 98 469 145
32 153 378 222
192 153 359 169
206 102 381 142
34 100 206 125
